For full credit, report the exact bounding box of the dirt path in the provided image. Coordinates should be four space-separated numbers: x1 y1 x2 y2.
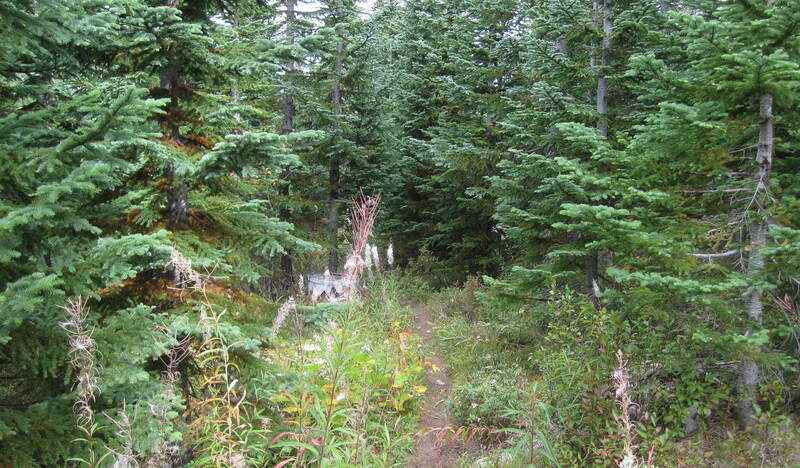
407 303 461 468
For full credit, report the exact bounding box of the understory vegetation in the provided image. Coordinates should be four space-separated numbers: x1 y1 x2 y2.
425 280 800 467
3 0 800 466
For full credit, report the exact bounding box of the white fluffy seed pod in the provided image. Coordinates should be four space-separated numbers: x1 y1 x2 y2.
371 244 380 270
364 244 373 269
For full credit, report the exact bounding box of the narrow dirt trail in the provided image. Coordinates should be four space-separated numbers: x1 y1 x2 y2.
407 303 461 468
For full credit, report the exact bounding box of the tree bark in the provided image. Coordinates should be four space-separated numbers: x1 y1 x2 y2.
230 85 243 135
280 0 298 290
555 37 567 57
737 93 773 429
160 57 189 228
328 40 344 273
586 0 612 308
596 0 612 138
586 252 600 309
589 1 599 71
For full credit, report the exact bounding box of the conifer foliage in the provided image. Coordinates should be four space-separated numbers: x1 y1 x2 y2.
1 0 314 464
3 0 800 465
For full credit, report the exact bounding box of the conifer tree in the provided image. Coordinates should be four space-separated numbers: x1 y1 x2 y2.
312 0 361 272
660 0 800 428
1 1 318 463
373 0 526 280
5 0 800 463
1 2 174 463
279 0 301 289
490 0 665 294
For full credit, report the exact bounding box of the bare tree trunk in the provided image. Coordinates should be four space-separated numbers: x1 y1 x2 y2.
229 0 242 133
160 51 189 227
590 1 599 69
586 252 600 308
596 0 612 138
585 0 612 307
737 93 773 429
328 40 344 273
230 85 243 135
280 0 298 290
555 37 567 57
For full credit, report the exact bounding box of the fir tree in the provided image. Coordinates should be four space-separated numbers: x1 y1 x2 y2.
1 1 318 463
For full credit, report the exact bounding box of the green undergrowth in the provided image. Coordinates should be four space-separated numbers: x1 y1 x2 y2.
422 278 800 468
46 272 431 467
253 272 428 467
425 278 545 466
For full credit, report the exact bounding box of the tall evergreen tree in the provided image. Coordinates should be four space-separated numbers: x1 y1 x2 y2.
1 1 317 463
661 0 800 428
1 2 174 463
373 0 528 280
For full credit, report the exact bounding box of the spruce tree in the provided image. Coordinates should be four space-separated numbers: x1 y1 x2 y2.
373 0 526 280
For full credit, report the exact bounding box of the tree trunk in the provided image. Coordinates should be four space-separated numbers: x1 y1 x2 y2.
328 40 344 273
596 0 612 138
279 0 298 290
737 93 773 429
230 86 243 135
555 37 567 57
586 0 612 307
160 58 189 228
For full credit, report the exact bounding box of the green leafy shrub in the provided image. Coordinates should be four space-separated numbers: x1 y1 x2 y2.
431 276 484 320
362 270 432 304
263 301 425 466
450 368 525 427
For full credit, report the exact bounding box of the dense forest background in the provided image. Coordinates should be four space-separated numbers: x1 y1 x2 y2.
2 0 800 466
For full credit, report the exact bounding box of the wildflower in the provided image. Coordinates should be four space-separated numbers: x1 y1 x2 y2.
271 297 296 337
59 297 99 428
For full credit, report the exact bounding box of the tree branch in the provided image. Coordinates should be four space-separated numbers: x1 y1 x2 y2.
679 188 753 194
690 249 741 259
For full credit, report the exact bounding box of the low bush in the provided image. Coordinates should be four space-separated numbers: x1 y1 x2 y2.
450 368 525 428
262 300 426 467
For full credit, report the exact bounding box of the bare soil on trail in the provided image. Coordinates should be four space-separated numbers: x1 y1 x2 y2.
407 303 466 468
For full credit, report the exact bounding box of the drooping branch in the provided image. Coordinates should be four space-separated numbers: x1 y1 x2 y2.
678 188 753 194
690 249 741 259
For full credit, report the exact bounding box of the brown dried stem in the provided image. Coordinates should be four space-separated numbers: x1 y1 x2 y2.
614 349 655 468
343 190 381 298
59 296 100 429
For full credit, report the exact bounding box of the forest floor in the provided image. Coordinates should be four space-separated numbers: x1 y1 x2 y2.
408 303 474 468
